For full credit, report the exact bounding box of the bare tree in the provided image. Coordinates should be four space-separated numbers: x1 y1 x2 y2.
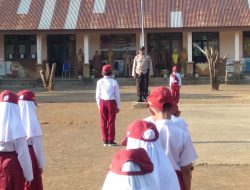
193 43 228 90
40 63 56 90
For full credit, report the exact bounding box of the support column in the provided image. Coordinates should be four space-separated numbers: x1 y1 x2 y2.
187 32 192 62
83 33 90 79
0 33 4 61
235 31 240 61
36 33 44 79
187 32 194 77
234 31 241 80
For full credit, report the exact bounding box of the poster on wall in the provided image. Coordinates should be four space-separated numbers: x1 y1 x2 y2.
0 61 5 76
225 58 244 73
5 61 12 74
30 44 36 59
19 44 26 54
8 54 13 59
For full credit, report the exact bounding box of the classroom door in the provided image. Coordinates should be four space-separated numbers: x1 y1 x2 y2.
47 35 76 77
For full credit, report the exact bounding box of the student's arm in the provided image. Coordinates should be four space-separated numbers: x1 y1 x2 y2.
178 73 182 87
181 163 193 190
169 74 172 87
31 136 45 172
132 56 137 78
114 81 120 111
96 80 101 109
14 137 33 182
180 133 198 190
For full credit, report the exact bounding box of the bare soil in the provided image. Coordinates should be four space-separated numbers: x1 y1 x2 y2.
2 82 250 190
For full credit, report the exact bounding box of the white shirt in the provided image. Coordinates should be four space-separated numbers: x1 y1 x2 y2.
126 133 180 190
96 76 120 109
155 119 198 171
132 54 153 76
169 72 182 87
18 100 43 138
144 115 189 133
0 137 33 181
27 136 45 169
171 115 189 133
18 100 45 169
0 101 33 181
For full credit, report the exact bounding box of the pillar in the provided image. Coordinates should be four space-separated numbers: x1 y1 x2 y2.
234 31 240 80
83 33 90 79
235 31 240 61
187 32 194 77
36 33 44 79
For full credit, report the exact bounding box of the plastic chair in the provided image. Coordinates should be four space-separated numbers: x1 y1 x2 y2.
62 63 70 78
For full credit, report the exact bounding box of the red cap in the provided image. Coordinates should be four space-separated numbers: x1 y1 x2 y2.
147 86 175 111
172 66 177 72
121 120 159 146
109 148 153 175
17 90 38 106
102 64 112 74
0 90 18 104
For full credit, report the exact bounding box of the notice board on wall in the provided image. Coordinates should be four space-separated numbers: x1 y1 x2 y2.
0 61 5 76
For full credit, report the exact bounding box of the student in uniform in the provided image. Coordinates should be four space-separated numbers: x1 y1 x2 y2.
102 148 158 190
17 89 45 190
96 64 120 146
147 86 198 190
169 66 181 103
0 90 33 189
132 46 154 102
121 120 180 190
144 102 189 133
170 103 189 133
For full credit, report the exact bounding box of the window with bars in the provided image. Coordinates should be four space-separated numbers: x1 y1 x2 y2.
4 35 36 60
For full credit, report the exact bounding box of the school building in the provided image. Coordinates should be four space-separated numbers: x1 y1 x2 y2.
1 0 250 79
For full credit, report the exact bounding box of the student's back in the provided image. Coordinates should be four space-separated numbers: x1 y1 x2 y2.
155 119 197 171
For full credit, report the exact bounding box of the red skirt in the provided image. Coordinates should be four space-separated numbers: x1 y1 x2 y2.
0 151 25 190
175 170 185 190
24 146 43 190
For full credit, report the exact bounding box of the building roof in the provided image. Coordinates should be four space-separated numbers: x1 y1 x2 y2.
1 0 250 31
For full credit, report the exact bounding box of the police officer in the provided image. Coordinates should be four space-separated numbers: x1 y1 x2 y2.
132 46 153 102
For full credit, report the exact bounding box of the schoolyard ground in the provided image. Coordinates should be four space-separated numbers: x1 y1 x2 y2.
1 81 250 190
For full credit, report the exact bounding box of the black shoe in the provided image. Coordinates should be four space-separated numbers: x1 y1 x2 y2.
103 140 108 146
108 141 118 146
137 98 144 102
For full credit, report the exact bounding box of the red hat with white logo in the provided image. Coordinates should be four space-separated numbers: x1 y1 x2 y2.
121 120 159 146
102 64 112 74
102 148 157 190
109 148 153 175
147 86 175 111
0 90 18 104
0 90 26 142
17 89 38 106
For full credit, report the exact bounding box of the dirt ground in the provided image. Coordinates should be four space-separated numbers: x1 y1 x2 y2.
2 81 250 190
